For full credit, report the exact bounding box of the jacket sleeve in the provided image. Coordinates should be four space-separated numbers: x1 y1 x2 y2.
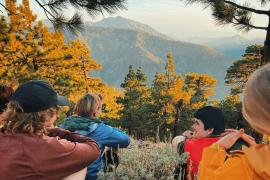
99 125 130 148
37 128 100 178
198 147 252 180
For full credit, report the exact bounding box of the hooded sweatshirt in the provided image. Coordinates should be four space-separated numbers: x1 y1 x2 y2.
198 144 270 180
61 116 130 180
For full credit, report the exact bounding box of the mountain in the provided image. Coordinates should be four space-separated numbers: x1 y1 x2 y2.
90 16 172 40
183 35 264 59
206 35 264 58
62 17 235 98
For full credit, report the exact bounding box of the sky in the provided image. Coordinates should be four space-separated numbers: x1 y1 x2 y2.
26 0 267 40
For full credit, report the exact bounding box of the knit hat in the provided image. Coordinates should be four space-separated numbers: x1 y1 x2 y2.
194 106 225 135
11 80 70 113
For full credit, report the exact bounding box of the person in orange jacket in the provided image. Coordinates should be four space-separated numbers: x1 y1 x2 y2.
198 63 270 180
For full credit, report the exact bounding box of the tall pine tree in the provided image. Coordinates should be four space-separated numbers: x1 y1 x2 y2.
117 65 151 138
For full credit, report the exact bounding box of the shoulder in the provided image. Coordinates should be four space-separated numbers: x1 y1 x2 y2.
184 138 218 151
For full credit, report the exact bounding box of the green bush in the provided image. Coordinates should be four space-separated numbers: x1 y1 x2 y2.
98 139 180 180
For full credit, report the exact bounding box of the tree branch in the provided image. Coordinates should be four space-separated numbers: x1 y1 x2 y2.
34 0 57 20
232 17 267 30
224 0 269 15
0 2 17 15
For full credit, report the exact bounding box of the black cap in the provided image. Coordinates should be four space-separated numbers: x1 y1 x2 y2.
194 106 225 135
11 80 70 113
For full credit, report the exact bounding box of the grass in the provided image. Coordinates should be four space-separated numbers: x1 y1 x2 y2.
98 138 180 180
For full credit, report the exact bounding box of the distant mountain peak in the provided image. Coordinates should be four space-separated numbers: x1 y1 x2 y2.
92 16 171 40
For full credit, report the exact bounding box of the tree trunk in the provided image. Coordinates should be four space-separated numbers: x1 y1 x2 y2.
262 16 270 65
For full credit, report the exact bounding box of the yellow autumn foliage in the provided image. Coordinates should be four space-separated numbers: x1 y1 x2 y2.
0 0 122 119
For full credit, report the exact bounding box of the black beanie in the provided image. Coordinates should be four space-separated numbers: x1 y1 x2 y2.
194 106 225 135
11 80 70 113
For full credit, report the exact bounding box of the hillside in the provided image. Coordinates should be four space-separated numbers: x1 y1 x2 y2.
205 35 264 59
183 35 264 59
63 17 235 98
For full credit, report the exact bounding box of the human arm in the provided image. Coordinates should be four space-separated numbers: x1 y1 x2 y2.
94 124 130 148
47 127 97 143
37 128 100 178
198 130 254 180
104 126 130 148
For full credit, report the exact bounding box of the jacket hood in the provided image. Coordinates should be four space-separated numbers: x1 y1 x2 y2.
243 144 270 179
62 116 102 132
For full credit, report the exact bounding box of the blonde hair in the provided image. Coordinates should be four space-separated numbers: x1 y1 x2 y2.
243 63 270 135
75 94 102 118
0 101 57 136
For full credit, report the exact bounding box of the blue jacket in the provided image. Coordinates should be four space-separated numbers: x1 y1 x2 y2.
60 116 130 180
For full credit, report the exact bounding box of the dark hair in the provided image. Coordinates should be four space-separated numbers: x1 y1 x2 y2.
194 106 225 135
0 85 13 113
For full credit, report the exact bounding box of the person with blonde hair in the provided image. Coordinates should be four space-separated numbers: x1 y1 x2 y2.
198 64 270 179
61 93 130 180
0 80 100 179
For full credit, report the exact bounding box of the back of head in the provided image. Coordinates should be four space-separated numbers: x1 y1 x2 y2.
1 80 69 135
243 63 270 135
194 106 225 135
75 94 101 118
0 85 13 113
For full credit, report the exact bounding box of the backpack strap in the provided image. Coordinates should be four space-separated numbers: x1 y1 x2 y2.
174 140 187 180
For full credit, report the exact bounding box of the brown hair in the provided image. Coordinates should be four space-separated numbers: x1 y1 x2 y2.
0 101 57 136
243 63 270 135
75 94 102 118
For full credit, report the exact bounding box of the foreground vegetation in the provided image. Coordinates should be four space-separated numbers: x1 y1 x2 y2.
98 139 180 180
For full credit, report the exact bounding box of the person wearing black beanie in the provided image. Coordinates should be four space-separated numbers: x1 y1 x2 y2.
172 106 225 180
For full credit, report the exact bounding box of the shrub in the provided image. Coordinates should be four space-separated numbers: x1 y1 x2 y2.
98 138 180 180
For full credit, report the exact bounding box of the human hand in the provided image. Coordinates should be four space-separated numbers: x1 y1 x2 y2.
172 136 186 151
182 130 193 139
216 129 244 150
221 129 257 147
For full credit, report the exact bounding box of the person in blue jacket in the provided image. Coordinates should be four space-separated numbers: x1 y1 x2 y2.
61 93 130 180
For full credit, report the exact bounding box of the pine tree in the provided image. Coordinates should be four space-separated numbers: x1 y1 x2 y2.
151 52 185 140
225 45 262 94
218 93 262 142
117 65 151 138
151 53 218 138
184 73 217 109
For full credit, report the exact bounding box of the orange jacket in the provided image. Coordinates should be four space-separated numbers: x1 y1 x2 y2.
198 144 270 180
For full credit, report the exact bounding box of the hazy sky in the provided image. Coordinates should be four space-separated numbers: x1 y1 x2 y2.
28 0 267 40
